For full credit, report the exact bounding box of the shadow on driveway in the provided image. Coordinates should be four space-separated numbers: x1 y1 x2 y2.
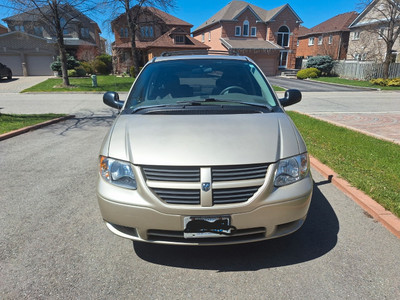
133 182 338 271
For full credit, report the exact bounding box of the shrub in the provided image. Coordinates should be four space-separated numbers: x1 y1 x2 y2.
369 78 400 87
75 66 87 77
50 54 80 72
306 56 334 75
94 59 108 75
96 54 112 74
67 69 77 77
297 68 321 79
130 66 135 77
80 61 94 75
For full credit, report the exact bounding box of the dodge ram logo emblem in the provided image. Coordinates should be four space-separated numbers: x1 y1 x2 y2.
201 182 211 192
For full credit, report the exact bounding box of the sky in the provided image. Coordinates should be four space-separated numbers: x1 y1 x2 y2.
0 0 363 43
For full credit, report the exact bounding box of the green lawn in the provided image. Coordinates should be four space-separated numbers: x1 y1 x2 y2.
310 76 400 91
22 75 135 93
288 111 400 218
0 114 66 134
272 85 285 92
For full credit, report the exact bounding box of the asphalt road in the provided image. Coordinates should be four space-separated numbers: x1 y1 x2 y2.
1 108 400 298
268 76 368 92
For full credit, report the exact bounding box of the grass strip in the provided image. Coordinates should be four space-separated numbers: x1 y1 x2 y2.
21 75 135 93
0 114 66 134
288 111 400 218
310 77 400 90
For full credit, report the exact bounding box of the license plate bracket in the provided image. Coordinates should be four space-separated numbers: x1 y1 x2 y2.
183 216 232 238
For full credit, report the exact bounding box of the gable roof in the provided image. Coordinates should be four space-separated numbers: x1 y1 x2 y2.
192 1 302 33
298 11 359 37
349 0 400 28
111 6 192 28
3 4 101 32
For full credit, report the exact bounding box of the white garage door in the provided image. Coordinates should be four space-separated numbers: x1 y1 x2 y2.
26 55 53 76
0 54 23 76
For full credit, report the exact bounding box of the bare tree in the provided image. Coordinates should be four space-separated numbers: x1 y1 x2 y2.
357 0 400 78
100 0 175 76
2 0 99 86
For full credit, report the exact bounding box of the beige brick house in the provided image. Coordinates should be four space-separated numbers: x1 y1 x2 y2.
192 1 302 75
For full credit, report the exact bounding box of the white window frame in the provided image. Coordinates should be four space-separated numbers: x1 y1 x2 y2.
352 31 360 40
329 35 333 44
318 36 323 45
250 27 257 37
308 37 314 46
277 25 290 47
243 20 249 36
235 26 241 36
208 31 211 41
174 35 185 44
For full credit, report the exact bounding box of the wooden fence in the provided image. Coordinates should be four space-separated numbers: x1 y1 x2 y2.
301 59 400 80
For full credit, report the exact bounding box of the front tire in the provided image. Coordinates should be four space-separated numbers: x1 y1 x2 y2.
7 72 12 80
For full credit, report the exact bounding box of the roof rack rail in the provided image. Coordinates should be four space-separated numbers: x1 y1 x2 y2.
160 50 239 57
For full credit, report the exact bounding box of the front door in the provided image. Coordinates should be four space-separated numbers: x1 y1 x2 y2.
279 51 288 68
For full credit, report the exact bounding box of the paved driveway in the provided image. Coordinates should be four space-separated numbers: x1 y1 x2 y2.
0 76 51 93
1 112 399 298
268 76 369 92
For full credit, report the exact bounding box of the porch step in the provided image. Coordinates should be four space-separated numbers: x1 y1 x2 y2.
280 69 299 78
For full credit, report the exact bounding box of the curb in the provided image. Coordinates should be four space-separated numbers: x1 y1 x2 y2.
305 78 380 91
0 115 75 141
310 156 400 239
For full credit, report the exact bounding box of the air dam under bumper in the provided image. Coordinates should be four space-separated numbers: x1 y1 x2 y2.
97 177 313 246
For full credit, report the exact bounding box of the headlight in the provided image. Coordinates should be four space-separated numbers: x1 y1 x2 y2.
274 153 309 187
100 156 137 189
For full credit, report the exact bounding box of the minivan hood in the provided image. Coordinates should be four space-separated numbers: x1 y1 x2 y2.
106 113 303 166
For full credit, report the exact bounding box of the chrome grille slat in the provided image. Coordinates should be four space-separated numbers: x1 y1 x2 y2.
151 188 200 205
143 166 200 182
212 164 268 181
213 187 260 204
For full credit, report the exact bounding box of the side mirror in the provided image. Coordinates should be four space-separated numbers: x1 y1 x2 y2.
279 89 302 107
103 91 124 109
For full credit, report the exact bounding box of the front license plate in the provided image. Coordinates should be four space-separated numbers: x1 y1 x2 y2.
183 216 232 238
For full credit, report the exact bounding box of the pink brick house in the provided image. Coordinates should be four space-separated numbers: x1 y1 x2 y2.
192 1 302 75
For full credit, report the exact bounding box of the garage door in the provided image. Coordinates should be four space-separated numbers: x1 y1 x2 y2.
26 55 53 76
252 57 276 76
0 54 23 76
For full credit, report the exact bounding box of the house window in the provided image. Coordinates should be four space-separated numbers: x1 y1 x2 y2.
120 28 129 38
308 37 314 46
318 36 323 45
235 26 241 36
251 27 257 37
277 26 290 47
175 35 185 44
352 31 360 40
243 20 249 36
15 25 25 32
297 40 299 47
208 31 211 41
60 18 68 35
202 33 205 42
81 27 89 38
329 35 333 44
34 26 43 36
140 26 154 38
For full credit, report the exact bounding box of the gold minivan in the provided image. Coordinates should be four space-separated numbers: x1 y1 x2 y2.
97 53 313 245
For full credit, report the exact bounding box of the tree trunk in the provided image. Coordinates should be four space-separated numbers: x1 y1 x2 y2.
58 41 70 86
383 42 394 79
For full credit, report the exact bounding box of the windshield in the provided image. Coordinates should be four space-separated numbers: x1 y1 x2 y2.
125 58 278 111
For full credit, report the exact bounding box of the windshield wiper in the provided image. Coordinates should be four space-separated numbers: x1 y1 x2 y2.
129 104 179 114
177 98 272 112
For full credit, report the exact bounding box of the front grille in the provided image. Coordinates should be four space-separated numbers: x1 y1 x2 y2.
142 166 200 182
142 163 268 206
212 164 269 181
213 186 260 204
151 188 200 205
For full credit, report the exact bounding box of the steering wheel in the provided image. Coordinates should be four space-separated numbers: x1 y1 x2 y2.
219 86 247 95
